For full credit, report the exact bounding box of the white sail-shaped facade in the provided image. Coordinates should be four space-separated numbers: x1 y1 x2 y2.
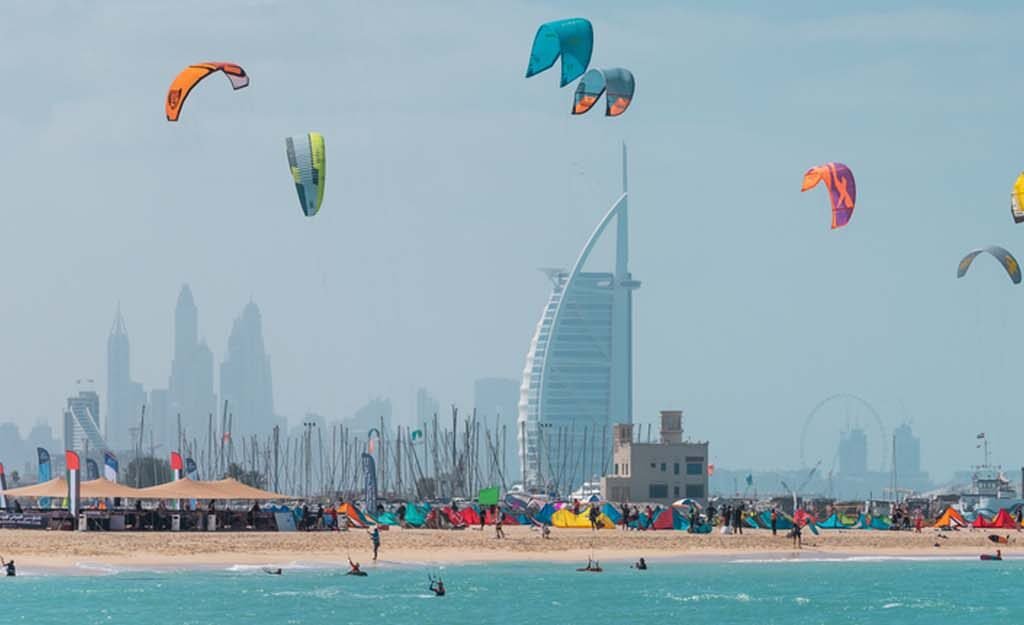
518 145 639 492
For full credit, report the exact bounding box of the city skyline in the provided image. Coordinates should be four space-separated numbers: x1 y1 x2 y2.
7 4 1024 481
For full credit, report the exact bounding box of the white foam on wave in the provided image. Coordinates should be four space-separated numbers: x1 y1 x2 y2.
731 554 977 564
73 562 124 575
668 592 753 603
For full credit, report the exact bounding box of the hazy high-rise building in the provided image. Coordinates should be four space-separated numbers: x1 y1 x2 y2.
63 389 107 459
518 145 639 490
893 423 921 477
220 301 278 438
166 285 216 445
415 388 439 426
474 377 520 482
106 306 147 451
344 397 392 437
838 427 868 476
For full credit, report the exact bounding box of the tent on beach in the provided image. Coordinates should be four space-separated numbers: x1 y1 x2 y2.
972 513 993 529
404 503 429 527
817 513 852 529
550 506 615 529
759 510 793 530
4 477 148 500
932 506 966 529
990 509 1018 529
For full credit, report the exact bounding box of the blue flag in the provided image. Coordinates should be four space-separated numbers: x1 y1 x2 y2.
37 447 51 508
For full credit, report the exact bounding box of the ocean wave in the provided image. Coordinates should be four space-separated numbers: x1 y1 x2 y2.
731 555 978 564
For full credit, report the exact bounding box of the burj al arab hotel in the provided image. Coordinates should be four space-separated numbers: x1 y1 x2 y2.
517 145 640 492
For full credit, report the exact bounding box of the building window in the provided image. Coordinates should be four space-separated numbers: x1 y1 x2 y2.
650 463 656 469
686 462 703 476
614 463 619 476
673 463 680 475
673 486 680 497
649 484 668 499
660 463 666 472
685 484 705 498
624 463 629 476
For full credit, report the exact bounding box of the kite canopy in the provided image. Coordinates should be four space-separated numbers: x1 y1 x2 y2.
957 246 1021 284
572 67 635 117
1011 173 1024 224
801 162 856 229
525 18 594 87
166 62 249 122
285 132 326 217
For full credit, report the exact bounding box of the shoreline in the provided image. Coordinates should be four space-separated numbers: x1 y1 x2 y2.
1 526 1017 574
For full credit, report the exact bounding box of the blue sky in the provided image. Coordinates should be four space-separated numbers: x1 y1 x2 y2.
2 1 1023 479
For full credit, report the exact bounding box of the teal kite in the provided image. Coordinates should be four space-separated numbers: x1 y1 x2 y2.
525 18 594 87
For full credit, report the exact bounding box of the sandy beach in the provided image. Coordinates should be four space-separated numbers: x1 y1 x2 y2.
0 526 1018 570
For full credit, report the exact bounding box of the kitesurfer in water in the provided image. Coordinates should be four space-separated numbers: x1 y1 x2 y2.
1 557 15 577
633 557 647 570
347 557 365 576
429 576 446 596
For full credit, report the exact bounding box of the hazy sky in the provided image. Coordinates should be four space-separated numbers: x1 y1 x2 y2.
4 1 1024 479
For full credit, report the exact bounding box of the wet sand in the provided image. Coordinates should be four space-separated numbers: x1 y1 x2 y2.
0 526 1018 570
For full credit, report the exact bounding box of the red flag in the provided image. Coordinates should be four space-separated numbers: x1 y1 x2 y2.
65 450 81 471
170 451 184 471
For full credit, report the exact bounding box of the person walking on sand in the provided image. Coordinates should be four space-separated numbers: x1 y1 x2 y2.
369 526 381 561
479 506 486 531
791 522 803 549
495 514 505 539
770 508 778 536
589 505 600 531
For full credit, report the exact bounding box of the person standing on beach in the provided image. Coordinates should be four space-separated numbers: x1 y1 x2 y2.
369 526 381 560
770 508 778 536
479 506 487 530
1017 508 1023 531
734 504 744 535
589 505 600 531
495 514 505 539
644 505 653 531
791 522 802 549
397 503 407 529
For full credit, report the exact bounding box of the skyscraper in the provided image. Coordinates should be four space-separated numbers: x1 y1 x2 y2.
344 397 392 437
518 145 640 491
474 377 520 483
415 388 439 426
106 306 147 451
220 301 278 438
838 428 868 476
166 285 216 445
63 389 106 460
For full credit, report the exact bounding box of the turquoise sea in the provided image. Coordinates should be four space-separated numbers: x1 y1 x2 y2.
5 557 1021 624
